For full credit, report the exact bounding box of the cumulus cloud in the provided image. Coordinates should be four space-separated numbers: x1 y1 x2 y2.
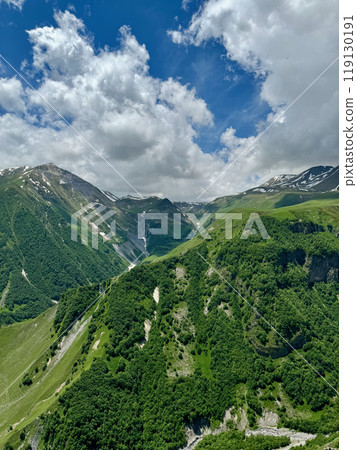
170 0 338 191
0 77 25 112
0 11 226 200
0 3 338 201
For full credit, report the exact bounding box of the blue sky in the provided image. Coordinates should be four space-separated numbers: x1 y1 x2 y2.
0 0 338 200
0 0 270 154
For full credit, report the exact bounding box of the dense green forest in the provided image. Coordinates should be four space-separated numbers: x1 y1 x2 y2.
0 185 126 325
0 166 195 325
14 212 337 449
196 431 290 449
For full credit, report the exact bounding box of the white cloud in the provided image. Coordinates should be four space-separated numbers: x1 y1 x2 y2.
220 126 240 149
181 0 192 11
0 11 226 200
170 0 338 190
0 77 25 112
27 11 94 78
0 3 338 201
0 0 24 9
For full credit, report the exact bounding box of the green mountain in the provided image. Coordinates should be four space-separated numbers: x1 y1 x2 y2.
1 196 338 449
0 164 193 325
206 166 339 212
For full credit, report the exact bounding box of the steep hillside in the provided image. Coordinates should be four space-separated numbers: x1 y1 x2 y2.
0 168 125 325
3 201 338 449
0 164 193 325
0 283 112 448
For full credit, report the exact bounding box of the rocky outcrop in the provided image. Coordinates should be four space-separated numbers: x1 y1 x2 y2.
290 221 324 234
250 331 305 359
305 254 339 284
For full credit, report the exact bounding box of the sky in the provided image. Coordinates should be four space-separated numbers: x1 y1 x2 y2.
0 0 338 200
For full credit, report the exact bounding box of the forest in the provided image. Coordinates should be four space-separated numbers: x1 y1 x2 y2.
29 214 339 449
0 184 126 325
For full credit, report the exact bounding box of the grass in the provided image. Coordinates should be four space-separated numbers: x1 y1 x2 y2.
212 191 338 212
143 233 204 263
0 307 56 444
268 199 339 227
144 198 339 266
194 347 213 380
0 296 106 447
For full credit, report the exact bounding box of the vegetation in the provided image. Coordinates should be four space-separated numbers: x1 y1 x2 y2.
0 183 126 325
31 211 338 449
196 431 290 449
0 167 195 325
1 186 338 448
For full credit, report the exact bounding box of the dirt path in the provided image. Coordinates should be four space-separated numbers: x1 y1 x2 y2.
0 280 10 308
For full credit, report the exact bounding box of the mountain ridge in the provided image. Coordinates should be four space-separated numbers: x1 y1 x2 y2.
259 165 339 193
0 163 193 325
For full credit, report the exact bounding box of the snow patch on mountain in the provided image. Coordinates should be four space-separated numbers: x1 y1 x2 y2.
260 166 338 192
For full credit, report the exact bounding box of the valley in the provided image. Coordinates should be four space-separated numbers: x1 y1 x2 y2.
0 164 194 325
0 164 339 449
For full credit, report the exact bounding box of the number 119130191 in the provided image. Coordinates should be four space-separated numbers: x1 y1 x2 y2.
343 16 354 82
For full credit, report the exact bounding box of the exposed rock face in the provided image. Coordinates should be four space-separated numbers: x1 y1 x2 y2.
250 331 305 359
280 221 339 284
290 221 324 234
305 254 339 284
182 417 211 449
279 249 306 267
258 410 279 428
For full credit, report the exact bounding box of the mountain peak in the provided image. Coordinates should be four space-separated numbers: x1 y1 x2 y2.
260 165 338 193
33 162 65 173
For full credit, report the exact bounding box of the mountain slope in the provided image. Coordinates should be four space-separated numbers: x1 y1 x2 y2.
2 200 338 449
0 164 193 325
209 166 339 212
0 289 109 448
261 166 338 192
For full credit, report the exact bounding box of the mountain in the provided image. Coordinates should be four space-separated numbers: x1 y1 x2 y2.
0 163 193 325
0 194 339 449
260 165 339 192
209 166 339 212
0 163 338 326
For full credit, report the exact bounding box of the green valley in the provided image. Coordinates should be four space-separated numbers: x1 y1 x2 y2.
1 190 338 449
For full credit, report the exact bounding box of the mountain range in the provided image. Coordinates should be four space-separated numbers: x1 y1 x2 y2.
259 165 338 192
0 163 192 325
0 163 339 325
210 165 338 212
0 161 339 449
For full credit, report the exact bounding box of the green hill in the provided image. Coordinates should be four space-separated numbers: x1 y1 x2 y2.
2 199 338 449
